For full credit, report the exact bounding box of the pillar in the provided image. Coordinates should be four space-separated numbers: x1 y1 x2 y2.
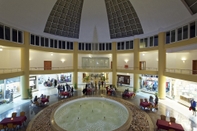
112 42 117 87
158 32 166 99
21 31 30 99
133 39 140 92
73 42 78 86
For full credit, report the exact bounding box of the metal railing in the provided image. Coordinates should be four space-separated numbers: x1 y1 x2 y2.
30 67 73 71
117 66 158 71
0 68 22 74
165 68 197 75
78 66 110 69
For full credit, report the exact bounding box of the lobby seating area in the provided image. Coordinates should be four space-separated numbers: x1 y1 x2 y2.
0 87 196 131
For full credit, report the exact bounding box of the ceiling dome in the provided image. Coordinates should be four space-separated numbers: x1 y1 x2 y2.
0 0 196 42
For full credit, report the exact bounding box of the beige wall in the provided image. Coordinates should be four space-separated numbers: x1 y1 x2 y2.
139 51 158 69
166 50 197 69
117 53 134 68
0 48 20 68
29 50 73 68
78 54 112 68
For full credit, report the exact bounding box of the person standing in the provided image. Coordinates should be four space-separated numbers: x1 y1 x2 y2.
190 99 196 116
98 81 101 90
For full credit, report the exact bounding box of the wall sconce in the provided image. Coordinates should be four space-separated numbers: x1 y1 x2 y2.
61 59 65 63
156 59 158 61
181 58 186 63
51 53 53 56
29 58 32 61
124 59 129 63
0 48 3 51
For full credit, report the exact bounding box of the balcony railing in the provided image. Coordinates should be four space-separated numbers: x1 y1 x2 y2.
78 66 110 69
30 67 73 71
117 66 158 71
140 67 158 71
0 68 22 74
117 66 134 70
166 68 197 75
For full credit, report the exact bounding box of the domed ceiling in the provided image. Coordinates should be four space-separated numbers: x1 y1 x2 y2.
0 0 196 42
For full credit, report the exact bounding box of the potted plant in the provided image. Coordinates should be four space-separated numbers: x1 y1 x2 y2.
27 88 32 99
74 83 78 90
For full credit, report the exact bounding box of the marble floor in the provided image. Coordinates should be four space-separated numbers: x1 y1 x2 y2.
0 86 197 131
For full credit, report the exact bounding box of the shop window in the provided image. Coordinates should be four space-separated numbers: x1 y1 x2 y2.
50 39 54 48
183 25 188 39
5 26 10 40
190 22 196 38
170 30 175 42
165 32 170 44
12 29 17 42
30 34 35 45
177 27 183 41
35 36 40 46
41 37 44 46
18 31 23 43
0 24 4 39
154 35 158 46
45 38 49 47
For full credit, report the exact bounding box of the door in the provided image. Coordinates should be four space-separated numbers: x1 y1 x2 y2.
44 61 52 70
139 61 146 70
192 60 197 74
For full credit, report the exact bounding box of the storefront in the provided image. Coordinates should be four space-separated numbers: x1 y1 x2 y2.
29 76 37 91
140 74 158 92
36 73 73 90
166 77 197 106
0 80 4 100
5 77 21 98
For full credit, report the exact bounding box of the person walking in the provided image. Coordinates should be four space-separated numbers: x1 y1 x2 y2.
190 99 196 116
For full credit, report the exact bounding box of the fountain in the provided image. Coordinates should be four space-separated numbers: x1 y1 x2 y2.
50 97 132 131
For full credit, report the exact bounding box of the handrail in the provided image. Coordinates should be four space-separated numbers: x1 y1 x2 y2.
117 66 158 71
78 66 110 69
30 67 73 70
165 68 197 75
0 68 22 74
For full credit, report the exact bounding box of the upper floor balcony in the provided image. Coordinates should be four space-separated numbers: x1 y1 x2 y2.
0 68 22 74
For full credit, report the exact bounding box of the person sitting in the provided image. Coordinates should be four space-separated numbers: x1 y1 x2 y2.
34 96 38 102
32 96 40 106
149 96 154 105
82 87 87 95
40 94 44 99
